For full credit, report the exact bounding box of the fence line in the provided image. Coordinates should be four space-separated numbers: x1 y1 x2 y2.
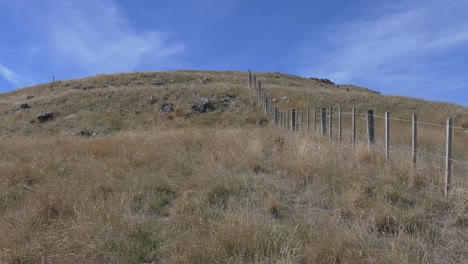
249 72 467 198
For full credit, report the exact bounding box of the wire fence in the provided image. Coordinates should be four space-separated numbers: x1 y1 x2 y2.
248 72 468 198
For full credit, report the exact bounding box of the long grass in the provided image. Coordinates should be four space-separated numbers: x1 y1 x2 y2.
1 127 466 263
0 70 467 263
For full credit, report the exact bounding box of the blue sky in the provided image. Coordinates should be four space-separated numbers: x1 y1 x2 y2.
1 0 467 106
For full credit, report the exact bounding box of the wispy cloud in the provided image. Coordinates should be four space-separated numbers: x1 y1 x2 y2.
294 0 468 104
11 0 185 76
0 63 24 87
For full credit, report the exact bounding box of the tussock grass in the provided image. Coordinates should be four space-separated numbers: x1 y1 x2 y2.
1 127 466 263
0 70 466 263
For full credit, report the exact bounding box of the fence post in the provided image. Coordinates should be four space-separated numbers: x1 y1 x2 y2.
301 108 304 130
248 70 252 88
367 110 375 146
412 114 418 167
297 109 301 132
270 104 273 121
292 109 297 132
338 108 342 144
385 112 390 161
321 108 326 135
352 108 356 149
254 76 258 95
445 118 453 198
258 80 261 98
287 110 290 131
282 110 284 128
279 110 282 128
329 107 333 140
275 108 279 127
314 107 317 132
307 108 310 134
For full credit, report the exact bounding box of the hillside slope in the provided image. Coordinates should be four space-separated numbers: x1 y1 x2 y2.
1 70 466 137
0 71 467 263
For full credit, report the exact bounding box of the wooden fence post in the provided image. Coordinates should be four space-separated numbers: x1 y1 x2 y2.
254 76 258 95
258 80 261 99
321 108 326 135
275 108 279 127
352 108 356 149
314 107 317 132
248 70 252 88
367 110 375 146
385 112 390 161
292 109 297 132
280 110 283 128
445 118 453 198
412 114 418 167
329 107 333 140
338 108 342 144
279 110 284 128
297 109 301 132
307 108 310 134
301 108 304 130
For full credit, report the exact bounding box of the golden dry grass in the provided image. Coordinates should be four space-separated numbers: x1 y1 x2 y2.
0 70 467 263
0 127 467 263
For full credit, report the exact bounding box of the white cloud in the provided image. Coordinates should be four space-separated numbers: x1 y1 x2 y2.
295 0 468 87
0 63 24 87
29 0 185 74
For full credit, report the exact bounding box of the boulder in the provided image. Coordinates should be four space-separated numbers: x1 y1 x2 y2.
37 112 55 123
26 95 35 100
281 96 289 103
309 77 335 85
192 98 215 113
76 130 97 137
153 79 164 86
159 103 174 113
200 77 212 84
148 96 158 105
20 104 30 109
222 96 235 103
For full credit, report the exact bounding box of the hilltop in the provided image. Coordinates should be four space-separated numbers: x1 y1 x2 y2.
0 70 466 138
0 70 467 263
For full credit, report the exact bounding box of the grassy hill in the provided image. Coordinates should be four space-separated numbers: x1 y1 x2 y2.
0 71 467 263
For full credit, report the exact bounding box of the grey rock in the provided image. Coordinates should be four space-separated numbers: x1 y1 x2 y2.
200 77 212 84
76 130 97 137
222 96 235 103
148 96 158 105
309 77 335 85
83 86 95 91
192 98 215 113
26 95 35 100
37 112 55 123
160 103 174 113
20 104 30 109
281 96 289 103
271 98 277 103
153 79 164 86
